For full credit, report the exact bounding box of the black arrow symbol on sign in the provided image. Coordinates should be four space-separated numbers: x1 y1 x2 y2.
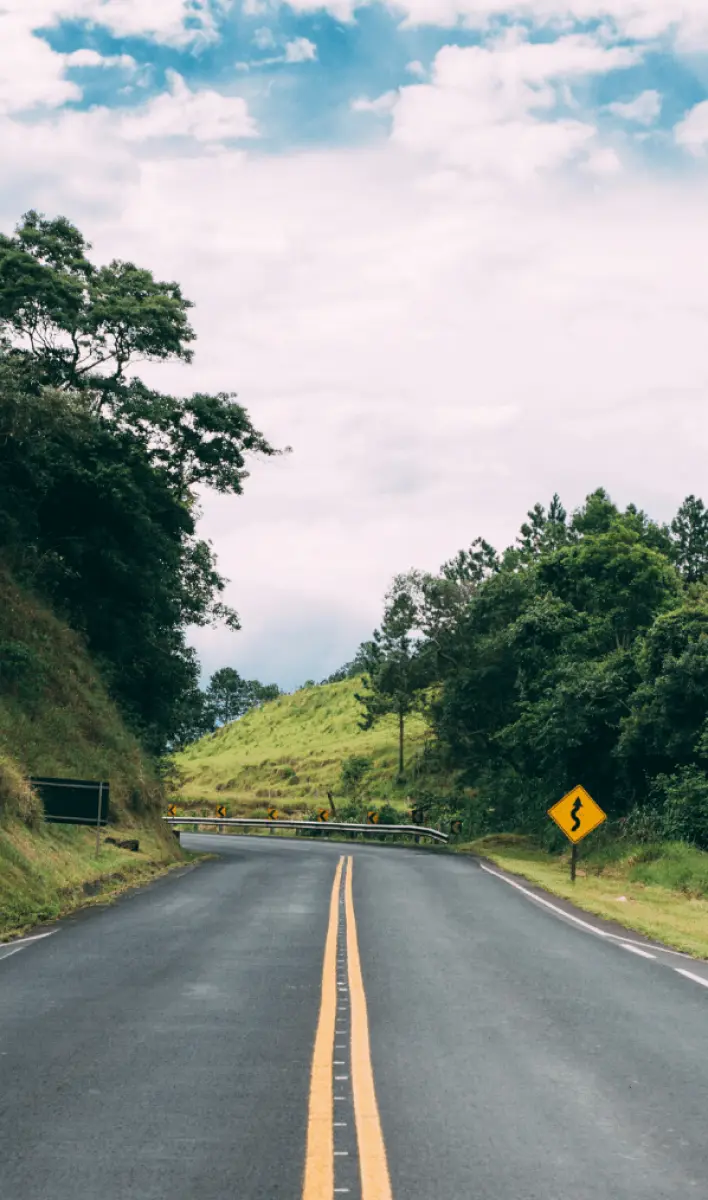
571 798 583 832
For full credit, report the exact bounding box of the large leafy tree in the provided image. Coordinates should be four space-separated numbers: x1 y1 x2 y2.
0 211 279 752
428 493 689 831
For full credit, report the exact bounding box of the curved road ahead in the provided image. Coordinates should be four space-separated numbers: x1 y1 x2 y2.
2 835 708 1199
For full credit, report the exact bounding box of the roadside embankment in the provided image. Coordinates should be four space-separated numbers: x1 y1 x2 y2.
463 833 708 958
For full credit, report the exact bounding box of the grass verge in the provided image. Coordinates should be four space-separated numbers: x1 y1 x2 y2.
463 833 708 959
0 818 204 941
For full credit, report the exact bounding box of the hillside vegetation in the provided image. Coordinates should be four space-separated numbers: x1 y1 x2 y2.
175 678 431 812
0 569 183 938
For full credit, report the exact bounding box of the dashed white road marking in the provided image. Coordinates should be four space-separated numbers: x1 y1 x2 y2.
675 968 708 989
621 943 656 960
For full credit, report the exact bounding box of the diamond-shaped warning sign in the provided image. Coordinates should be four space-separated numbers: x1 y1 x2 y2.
548 785 606 845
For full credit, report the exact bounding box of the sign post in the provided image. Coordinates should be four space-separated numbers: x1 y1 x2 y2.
95 781 103 858
547 785 606 881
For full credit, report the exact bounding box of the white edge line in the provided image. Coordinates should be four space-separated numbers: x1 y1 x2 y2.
621 943 656 960
675 968 708 989
478 862 692 958
0 930 57 959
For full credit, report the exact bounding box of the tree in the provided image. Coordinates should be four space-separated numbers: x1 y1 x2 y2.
205 668 252 725
251 682 281 705
617 605 708 793
0 211 195 394
355 588 430 776
0 211 279 751
429 494 688 831
671 496 708 583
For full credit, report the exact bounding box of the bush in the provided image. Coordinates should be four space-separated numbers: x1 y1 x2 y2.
654 767 708 850
340 755 372 798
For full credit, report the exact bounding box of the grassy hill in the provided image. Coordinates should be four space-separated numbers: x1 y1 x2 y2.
0 568 184 938
175 678 433 814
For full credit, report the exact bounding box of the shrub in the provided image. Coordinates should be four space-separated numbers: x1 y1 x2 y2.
340 755 372 798
653 766 708 850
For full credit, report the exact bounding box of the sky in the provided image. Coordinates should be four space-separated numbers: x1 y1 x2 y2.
2 0 708 690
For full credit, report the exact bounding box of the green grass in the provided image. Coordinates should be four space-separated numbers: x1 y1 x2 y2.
0 567 188 937
465 833 708 958
0 568 161 816
0 818 191 939
175 679 432 813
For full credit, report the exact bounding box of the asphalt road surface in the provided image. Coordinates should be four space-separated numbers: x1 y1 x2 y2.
2 834 708 1199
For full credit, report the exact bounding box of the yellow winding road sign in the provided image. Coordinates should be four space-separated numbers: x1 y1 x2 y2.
548 785 606 844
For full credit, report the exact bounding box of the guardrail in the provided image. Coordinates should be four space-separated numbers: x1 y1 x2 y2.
163 816 449 845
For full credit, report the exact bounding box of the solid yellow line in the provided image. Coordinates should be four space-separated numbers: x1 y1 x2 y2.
345 856 393 1200
302 855 344 1200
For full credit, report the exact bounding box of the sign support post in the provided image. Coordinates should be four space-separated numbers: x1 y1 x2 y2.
95 780 103 858
548 785 606 882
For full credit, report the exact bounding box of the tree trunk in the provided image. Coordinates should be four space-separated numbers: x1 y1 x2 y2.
398 710 405 776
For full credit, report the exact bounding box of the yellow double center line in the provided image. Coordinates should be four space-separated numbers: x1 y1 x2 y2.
303 855 393 1200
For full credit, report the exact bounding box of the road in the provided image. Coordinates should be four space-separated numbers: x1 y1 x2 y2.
2 835 708 1199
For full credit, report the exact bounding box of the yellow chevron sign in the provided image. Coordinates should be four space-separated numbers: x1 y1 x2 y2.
167 804 177 817
216 804 227 819
367 811 380 825
268 806 279 820
317 809 329 822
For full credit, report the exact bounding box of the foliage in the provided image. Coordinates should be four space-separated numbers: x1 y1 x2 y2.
0 211 278 752
339 755 373 798
420 490 707 837
648 768 708 850
170 669 282 749
355 587 431 775
671 495 708 583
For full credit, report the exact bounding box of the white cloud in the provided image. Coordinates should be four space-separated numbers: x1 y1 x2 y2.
581 145 622 174
252 26 276 49
1 0 228 46
406 61 427 78
373 32 639 181
351 91 398 114
283 37 318 63
66 49 138 70
119 71 258 142
243 0 269 13
0 10 80 114
2 14 708 683
675 101 708 157
607 89 662 125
